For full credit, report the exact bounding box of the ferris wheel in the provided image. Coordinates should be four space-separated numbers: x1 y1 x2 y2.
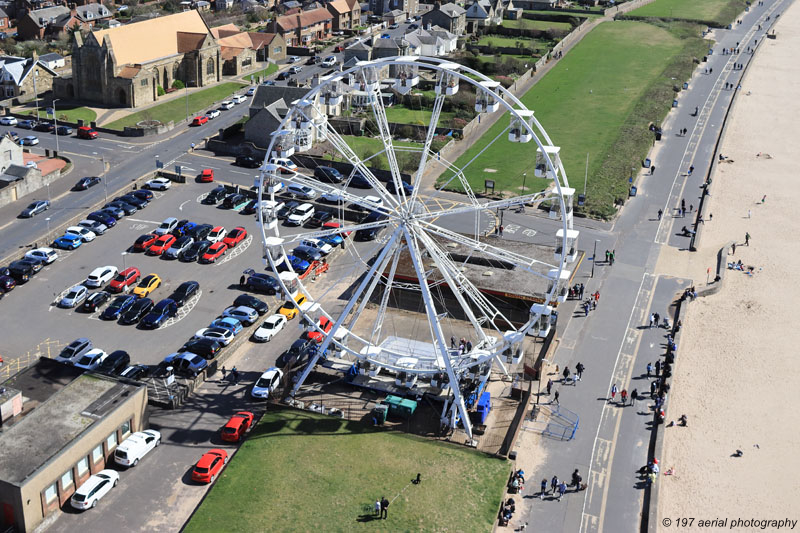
256 56 578 439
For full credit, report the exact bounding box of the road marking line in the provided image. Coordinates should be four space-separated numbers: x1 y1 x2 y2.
126 218 161 225
179 200 190 211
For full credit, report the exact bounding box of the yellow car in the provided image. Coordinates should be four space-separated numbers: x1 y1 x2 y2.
278 293 307 320
132 273 161 297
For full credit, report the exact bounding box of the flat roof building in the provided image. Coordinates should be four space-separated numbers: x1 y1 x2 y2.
0 358 147 532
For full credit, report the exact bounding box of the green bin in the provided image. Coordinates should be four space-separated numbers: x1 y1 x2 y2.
383 395 417 419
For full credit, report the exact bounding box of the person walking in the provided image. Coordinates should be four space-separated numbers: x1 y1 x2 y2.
578 283 585 299
557 481 567 501
239 274 247 287
546 378 553 395
540 479 548 500
620 389 628 405
553 390 560 405
732 242 736 255
375 498 382 516
631 388 639 406
584 302 590 317
466 340 472 352
745 232 751 246
688 165 694 176
654 312 660 326
562 366 571 384
657 209 662 220
593 291 600 303
648 313 655 328
610 384 618 402
650 380 658 398
571 469 582 491
576 362 585 380
646 362 653 377
551 475 559 495
231 366 239 384
655 360 661 376
650 165 655 175
499 225 504 237
605 250 611 263
450 336 456 350
380 496 390 519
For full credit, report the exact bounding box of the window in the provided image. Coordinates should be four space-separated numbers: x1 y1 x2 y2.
76 456 89 477
242 57 252 67
206 57 215 75
43 483 57 505
273 46 282 54
92 444 103 463
60 469 73 491
141 78 148 86
106 432 117 452
120 419 131 438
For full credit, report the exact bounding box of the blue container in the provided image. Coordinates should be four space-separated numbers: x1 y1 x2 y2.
673 99 678 107
476 392 492 424
644 158 651 168
683 82 689 89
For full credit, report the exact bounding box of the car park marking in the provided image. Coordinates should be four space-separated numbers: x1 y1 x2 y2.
152 192 166 200
230 170 249 176
126 218 162 225
130 223 149 231
160 290 202 329
179 200 190 211
197 192 209 203
215 234 253 267
49 278 90 309
522 229 538 237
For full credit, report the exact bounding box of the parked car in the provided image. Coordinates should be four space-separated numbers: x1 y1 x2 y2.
286 203 315 226
292 246 322 264
199 168 214 182
86 265 118 288
164 235 193 260
194 326 234 346
99 206 125 221
287 55 300 63
245 273 279 295
278 293 308 320
252 367 283 398
108 267 141 293
107 200 137 215
289 65 302 74
64 226 96 243
118 194 148 209
307 210 334 228
97 350 131 375
56 125 73 136
131 189 154 201
75 176 101 190
319 233 344 248
140 298 177 328
17 119 35 129
164 352 208 377
0 275 16 293
19 200 49 218
100 294 137 320
220 101 235 110
313 166 344 183
269 157 297 173
209 316 242 335
55 338 93 365
277 254 310 274
133 233 159 252
351 195 385 212
191 115 209 126
181 240 211 263
300 238 333 255
147 234 177 256
252 314 287 342
0 116 17 125
70 470 118 510
169 280 200 306
321 191 345 204
82 291 111 312
276 71 291 81
179 338 221 360
233 293 268 315
114 429 161 467
120 297 154 325
199 242 227 263
20 135 39 145
235 155 261 168
277 338 315 367
222 305 258 325
77 126 99 139
79 219 107 235
191 449 228 483
286 184 317 200
154 217 178 236
222 227 247 248
172 220 196 238
87 211 116 228
348 171 372 188
207 226 227 243
189 223 214 241
206 109 221 119
6 261 33 283
276 200 301 220
60 285 89 308
119 365 151 380
386 179 414 195
321 55 337 67
34 122 54 132
25 247 58 264
307 316 334 343
146 177 171 191
222 193 248 210
355 211 389 240
232 94 247 104
132 274 161 297
73 348 108 370
220 411 254 442
203 186 227 205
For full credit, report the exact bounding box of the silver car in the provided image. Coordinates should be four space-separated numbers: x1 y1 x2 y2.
60 285 89 308
79 219 108 235
164 236 194 260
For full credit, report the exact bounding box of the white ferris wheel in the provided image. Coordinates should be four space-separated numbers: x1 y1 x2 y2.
256 56 579 439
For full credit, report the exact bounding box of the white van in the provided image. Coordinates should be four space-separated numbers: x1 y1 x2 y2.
269 157 298 174
154 217 178 236
114 430 161 467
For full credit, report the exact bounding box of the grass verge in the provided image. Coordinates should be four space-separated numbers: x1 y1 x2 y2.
104 82 246 130
184 408 509 532
248 62 279 81
21 105 97 124
627 0 748 26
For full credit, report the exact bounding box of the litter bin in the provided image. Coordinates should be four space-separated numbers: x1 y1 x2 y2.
683 82 689 89
673 99 678 107
655 131 662 141
577 193 586 206
644 158 651 168
629 186 637 197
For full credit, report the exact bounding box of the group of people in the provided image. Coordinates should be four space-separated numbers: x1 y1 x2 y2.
373 497 390 519
604 250 616 265
568 283 585 300
538 470 583 502
450 336 472 354
508 469 525 494
498 497 516 525
580 291 600 317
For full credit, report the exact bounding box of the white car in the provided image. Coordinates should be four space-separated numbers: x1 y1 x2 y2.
206 109 221 119
20 136 39 146
251 367 283 398
220 101 235 110
222 305 258 326
246 87 256 96
114 429 161 467
207 226 227 243
232 94 247 104
286 203 315 226
361 195 384 210
253 314 287 342
194 327 234 346
146 177 171 191
286 184 317 200
79 220 108 235
154 217 178 236
60 285 89 308
70 469 119 510
322 56 337 67
321 191 345 203
258 199 285 220
66 226 96 242
86 265 118 288
269 157 298 174
0 116 18 125
25 247 58 264
287 56 300 63
73 348 108 370
300 238 333 256
289 66 302 74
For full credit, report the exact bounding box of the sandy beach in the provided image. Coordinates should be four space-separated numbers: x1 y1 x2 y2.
656 2 800 527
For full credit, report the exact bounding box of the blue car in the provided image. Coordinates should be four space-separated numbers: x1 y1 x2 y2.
209 317 243 335
140 298 178 329
278 255 310 273
54 233 83 250
87 211 116 228
319 234 344 247
100 294 137 320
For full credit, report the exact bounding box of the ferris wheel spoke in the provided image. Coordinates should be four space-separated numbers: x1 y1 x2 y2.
413 191 548 224
408 93 446 207
275 168 396 216
369 243 403 346
420 153 482 210
276 217 396 248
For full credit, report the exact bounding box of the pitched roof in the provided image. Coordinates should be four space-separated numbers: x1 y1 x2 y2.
220 46 244 60
176 31 208 53
92 10 211 66
117 65 141 78
76 3 112 21
327 0 356 14
210 23 239 38
0 55 58 85
437 2 466 17
27 5 70 28
276 7 332 31
0 8 9 19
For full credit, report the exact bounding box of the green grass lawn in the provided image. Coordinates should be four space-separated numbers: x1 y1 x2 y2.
384 104 458 126
628 0 746 23
478 34 539 48
248 62 279 81
445 21 705 217
21 105 97 124
104 82 246 130
524 8 603 16
507 18 573 31
184 409 509 533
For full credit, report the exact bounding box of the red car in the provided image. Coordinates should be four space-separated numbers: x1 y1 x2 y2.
77 126 98 139
191 116 209 126
191 448 228 484
199 169 214 182
322 221 352 236
108 267 140 293
147 234 177 256
220 411 255 442
133 233 159 253
222 227 247 248
307 316 333 343
199 242 227 264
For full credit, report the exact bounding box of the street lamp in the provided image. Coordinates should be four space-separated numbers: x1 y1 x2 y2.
591 239 600 278
45 217 51 237
185 86 190 124
93 152 108 203
521 172 527 194
52 98 60 154
121 251 128 271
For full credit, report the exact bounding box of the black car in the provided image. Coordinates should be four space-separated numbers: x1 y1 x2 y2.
169 280 200 306
17 257 43 273
120 364 151 381
356 211 389 241
75 176 101 190
222 193 246 209
276 200 300 220
131 189 154 202
120 298 154 325
277 71 291 81
97 350 131 375
349 172 372 188
106 201 137 216
181 240 211 262
235 155 261 168
0 275 15 292
233 293 268 315
87 211 116 228
245 273 279 295
277 338 315 368
203 186 227 205
307 211 334 228
189 223 214 241
118 194 148 209
292 246 323 264
314 166 344 183
179 338 221 360
386 180 414 195
241 199 259 215
33 122 54 132
7 261 34 282
82 291 111 312
101 295 137 320
171 219 190 237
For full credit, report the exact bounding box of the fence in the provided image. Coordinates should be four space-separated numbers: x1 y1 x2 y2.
527 403 579 440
